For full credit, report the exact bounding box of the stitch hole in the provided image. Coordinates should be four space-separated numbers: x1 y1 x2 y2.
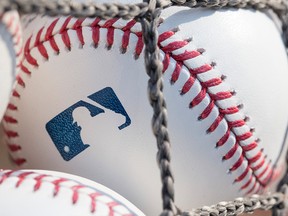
231 90 237 96
78 43 84 49
197 48 205 54
244 116 250 122
106 44 112 50
171 27 180 33
255 138 261 143
237 104 244 109
92 42 98 49
250 127 255 133
185 37 193 43
221 74 227 80
120 47 127 54
158 18 164 26
134 54 140 60
211 61 217 67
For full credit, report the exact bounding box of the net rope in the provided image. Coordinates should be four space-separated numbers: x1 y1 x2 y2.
1 0 288 215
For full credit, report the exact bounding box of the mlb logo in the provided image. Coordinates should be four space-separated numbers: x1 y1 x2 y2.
46 87 131 161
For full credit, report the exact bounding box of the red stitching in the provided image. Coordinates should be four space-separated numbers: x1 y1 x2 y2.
230 155 244 172
13 158 26 166
103 18 119 49
121 20 137 53
3 115 17 123
7 103 18 111
46 18 60 54
60 16 73 50
220 106 239 115
216 130 230 147
252 158 265 171
71 185 84 204
16 75 25 87
181 76 195 95
4 129 18 138
25 36 38 66
53 178 68 196
190 64 213 74
190 87 207 108
199 100 214 120
0 11 23 70
89 192 101 213
72 18 85 46
0 170 135 215
207 113 224 133
158 29 275 192
171 62 182 84
16 171 34 187
34 174 48 191
241 175 253 190
8 144 22 152
36 27 49 59
223 143 239 160
91 18 101 47
12 90 20 98
242 142 257 152
237 132 253 141
201 77 222 88
235 165 249 182
4 16 276 195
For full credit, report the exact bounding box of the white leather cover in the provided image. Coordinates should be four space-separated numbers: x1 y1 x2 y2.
0 11 22 120
0 169 145 215
3 6 288 216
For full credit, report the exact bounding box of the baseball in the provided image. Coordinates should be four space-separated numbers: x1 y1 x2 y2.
0 10 22 120
0 169 144 215
3 1 288 215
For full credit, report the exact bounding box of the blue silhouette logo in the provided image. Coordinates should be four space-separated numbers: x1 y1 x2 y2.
46 87 131 161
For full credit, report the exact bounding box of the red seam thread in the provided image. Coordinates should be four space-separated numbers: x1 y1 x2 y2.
72 18 85 46
16 172 34 187
35 27 49 59
90 192 101 213
46 18 60 54
60 17 73 50
7 103 17 111
33 174 47 191
171 62 183 84
0 171 133 215
7 144 21 152
121 20 137 53
158 30 274 192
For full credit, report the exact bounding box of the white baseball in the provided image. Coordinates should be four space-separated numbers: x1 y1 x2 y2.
0 169 144 215
0 11 22 120
3 2 288 215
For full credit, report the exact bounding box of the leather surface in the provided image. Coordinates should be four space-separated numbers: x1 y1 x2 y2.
0 169 144 215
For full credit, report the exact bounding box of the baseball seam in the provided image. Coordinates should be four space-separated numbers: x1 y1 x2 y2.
0 11 23 70
3 16 276 194
0 170 135 215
